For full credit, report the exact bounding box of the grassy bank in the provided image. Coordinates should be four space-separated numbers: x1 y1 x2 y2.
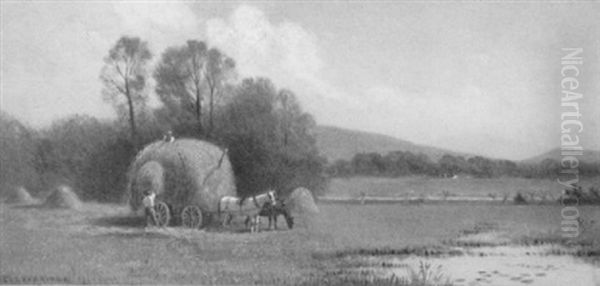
1 200 599 284
326 176 600 199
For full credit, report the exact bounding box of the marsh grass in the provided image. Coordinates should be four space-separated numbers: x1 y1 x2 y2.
260 269 454 286
407 260 452 286
316 245 451 260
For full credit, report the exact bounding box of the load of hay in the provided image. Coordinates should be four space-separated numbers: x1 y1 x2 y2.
286 187 319 229
288 187 319 214
4 186 37 204
126 138 236 213
43 185 81 210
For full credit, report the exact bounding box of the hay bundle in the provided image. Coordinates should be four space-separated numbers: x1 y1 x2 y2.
43 185 81 209
286 187 319 229
4 186 36 204
288 187 319 214
126 138 236 213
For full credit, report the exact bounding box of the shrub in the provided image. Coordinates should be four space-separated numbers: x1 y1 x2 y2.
560 184 600 205
513 192 528 204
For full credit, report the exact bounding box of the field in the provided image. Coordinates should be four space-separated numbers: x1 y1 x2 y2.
326 176 600 200
1 196 600 285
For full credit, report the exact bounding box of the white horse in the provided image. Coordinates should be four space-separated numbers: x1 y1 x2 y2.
218 190 276 233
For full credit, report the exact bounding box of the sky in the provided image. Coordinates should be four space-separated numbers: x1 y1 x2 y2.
1 1 599 160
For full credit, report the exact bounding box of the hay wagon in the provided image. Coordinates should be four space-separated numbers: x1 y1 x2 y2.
127 139 237 229
152 193 210 229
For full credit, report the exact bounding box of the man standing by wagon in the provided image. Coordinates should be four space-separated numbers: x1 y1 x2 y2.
143 190 158 227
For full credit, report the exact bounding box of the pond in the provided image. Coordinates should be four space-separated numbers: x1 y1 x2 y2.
360 246 600 286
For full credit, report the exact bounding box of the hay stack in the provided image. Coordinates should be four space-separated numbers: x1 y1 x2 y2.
43 185 81 210
126 138 236 213
288 187 319 214
4 186 36 204
287 187 319 229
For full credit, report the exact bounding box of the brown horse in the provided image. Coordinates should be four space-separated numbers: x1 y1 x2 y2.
246 200 294 230
220 190 276 233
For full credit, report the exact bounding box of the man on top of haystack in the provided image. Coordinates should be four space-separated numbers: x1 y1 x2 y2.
163 130 175 143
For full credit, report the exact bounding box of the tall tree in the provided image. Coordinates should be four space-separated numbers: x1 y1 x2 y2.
154 40 208 134
205 48 236 135
277 90 293 146
100 36 152 146
275 89 314 149
214 78 324 197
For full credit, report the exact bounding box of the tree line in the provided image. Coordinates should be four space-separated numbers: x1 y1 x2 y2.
0 36 325 202
326 151 600 179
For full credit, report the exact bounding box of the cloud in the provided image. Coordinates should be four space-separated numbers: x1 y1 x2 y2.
205 4 346 109
114 2 196 32
111 2 200 53
207 6 321 78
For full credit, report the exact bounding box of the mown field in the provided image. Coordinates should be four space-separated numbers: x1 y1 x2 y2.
1 199 599 285
326 176 600 199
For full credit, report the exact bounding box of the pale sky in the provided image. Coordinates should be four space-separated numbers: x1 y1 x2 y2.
1 1 599 160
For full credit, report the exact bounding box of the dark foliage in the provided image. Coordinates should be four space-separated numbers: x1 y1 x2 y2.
0 112 40 195
327 152 600 179
513 192 528 204
212 78 326 198
79 138 136 202
560 184 600 205
1 111 166 202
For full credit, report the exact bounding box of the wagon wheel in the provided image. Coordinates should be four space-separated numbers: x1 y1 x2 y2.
181 205 203 229
154 202 171 227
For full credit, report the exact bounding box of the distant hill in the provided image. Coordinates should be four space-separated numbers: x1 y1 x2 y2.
523 148 600 164
313 125 468 162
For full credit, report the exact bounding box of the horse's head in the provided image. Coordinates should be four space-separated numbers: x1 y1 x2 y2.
279 204 294 229
285 214 294 229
